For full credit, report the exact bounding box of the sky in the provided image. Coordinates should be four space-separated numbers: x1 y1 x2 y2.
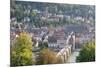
17 0 95 5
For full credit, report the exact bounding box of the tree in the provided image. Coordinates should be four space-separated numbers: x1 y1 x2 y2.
11 32 34 66
76 41 95 62
38 41 48 49
36 48 62 65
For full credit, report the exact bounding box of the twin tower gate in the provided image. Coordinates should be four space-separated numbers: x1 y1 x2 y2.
56 32 76 63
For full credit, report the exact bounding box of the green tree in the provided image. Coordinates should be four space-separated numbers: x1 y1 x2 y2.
11 32 34 66
38 41 48 49
31 11 37 17
76 41 95 62
36 48 63 65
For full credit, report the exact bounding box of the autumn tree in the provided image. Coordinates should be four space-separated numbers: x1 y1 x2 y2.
76 41 95 62
36 48 62 65
11 32 34 66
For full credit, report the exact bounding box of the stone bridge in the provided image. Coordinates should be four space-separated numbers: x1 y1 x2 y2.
56 32 76 63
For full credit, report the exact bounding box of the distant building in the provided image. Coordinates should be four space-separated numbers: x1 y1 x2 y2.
64 24 90 34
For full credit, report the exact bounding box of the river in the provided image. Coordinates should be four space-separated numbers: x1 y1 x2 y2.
68 51 80 63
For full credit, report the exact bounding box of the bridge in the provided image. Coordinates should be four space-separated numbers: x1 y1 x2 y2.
33 31 79 63
56 31 77 63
